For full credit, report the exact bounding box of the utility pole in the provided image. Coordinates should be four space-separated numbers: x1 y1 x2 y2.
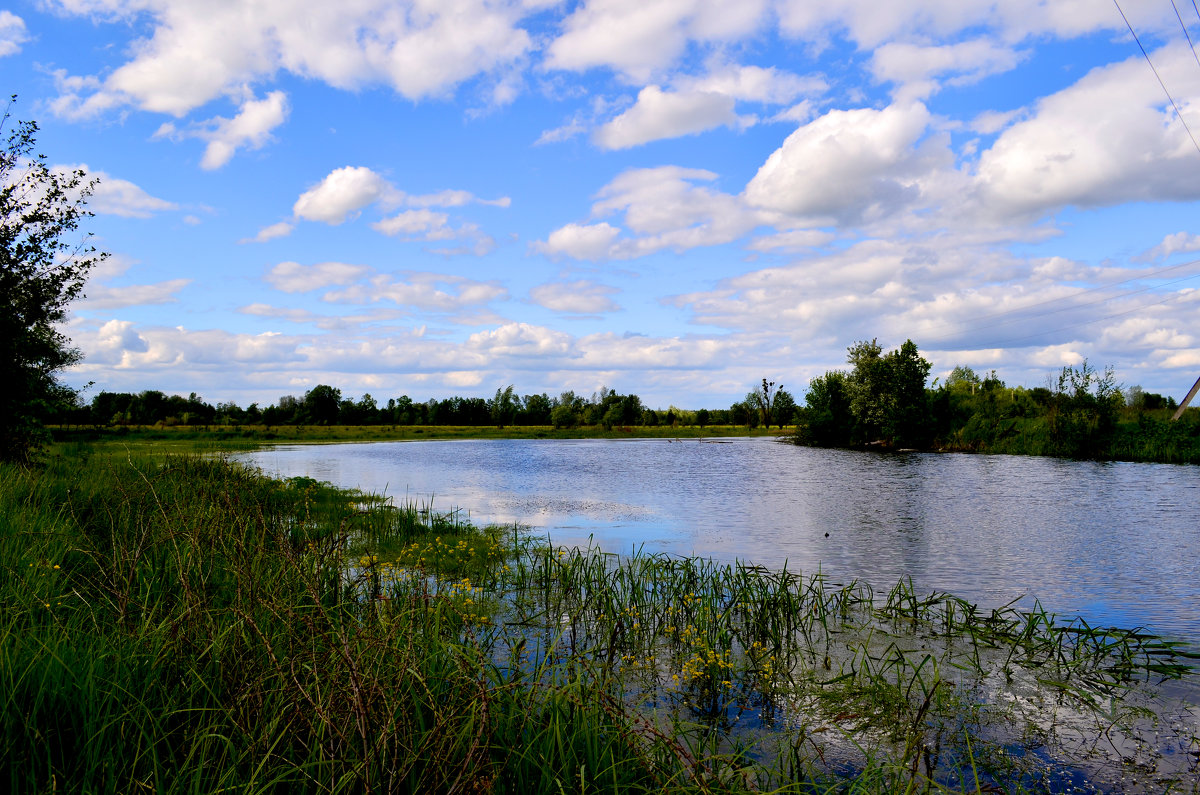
1171 374 1200 421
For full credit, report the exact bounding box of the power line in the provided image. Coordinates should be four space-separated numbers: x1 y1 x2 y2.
1113 0 1200 156
1171 0 1200 71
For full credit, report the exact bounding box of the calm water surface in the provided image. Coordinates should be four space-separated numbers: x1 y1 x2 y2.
237 438 1200 643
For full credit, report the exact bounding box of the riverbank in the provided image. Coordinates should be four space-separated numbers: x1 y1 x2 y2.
3 445 1197 792
48 422 787 453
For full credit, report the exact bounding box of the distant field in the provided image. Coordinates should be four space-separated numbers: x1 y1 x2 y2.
49 423 789 453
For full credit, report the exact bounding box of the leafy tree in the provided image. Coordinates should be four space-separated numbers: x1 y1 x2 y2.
519 393 552 425
1047 360 1123 458
667 405 694 426
1 98 107 463
884 339 932 446
695 408 710 428
772 388 797 428
302 385 341 425
730 399 756 429
550 403 578 428
489 385 517 427
845 339 889 440
357 393 379 423
945 365 981 393
801 370 852 446
600 393 643 429
839 339 931 446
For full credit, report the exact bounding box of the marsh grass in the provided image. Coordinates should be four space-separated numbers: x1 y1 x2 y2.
2 448 1197 793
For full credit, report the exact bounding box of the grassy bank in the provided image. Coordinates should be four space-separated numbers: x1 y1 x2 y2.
925 410 1200 465
2 447 1197 793
49 423 785 453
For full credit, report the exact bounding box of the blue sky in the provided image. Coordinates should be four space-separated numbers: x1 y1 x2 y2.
5 0 1200 408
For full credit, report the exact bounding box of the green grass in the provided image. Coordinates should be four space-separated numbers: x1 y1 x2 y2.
2 446 1197 793
50 422 786 451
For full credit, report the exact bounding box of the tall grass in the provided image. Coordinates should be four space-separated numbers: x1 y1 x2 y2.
0 452 660 793
2 448 1197 793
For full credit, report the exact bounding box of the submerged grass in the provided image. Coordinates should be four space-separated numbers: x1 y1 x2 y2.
2 446 1197 793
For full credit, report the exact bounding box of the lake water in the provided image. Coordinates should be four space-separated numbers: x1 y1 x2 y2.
236 438 1200 644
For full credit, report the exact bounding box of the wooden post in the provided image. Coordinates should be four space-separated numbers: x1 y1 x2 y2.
1171 374 1200 421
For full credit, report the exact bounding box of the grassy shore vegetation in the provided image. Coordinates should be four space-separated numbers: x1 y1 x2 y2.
47 423 783 454
4 446 1198 793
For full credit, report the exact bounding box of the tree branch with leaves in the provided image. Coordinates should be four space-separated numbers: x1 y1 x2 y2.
1 96 106 463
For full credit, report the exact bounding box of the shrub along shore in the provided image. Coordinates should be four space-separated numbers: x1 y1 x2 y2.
2 445 1198 793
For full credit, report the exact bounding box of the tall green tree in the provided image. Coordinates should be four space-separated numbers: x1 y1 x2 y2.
301 385 341 425
489 385 517 427
883 339 932 447
1 99 106 463
801 370 852 445
845 339 889 440
772 388 797 428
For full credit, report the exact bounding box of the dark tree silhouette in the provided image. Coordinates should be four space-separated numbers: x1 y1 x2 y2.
1 98 106 463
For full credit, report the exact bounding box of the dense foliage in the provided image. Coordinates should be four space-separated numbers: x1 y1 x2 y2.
0 99 104 463
797 339 1200 463
801 339 932 448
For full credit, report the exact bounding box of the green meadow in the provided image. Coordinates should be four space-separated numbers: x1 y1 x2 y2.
48 422 784 451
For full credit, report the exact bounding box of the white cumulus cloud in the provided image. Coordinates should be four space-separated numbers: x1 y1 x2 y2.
871 38 1026 100
323 272 507 310
744 102 937 222
47 0 535 117
975 45 1200 217
293 166 392 224
1137 232 1200 262
0 11 28 57
240 221 295 244
531 280 621 313
533 222 622 260
466 322 572 356
80 279 192 309
264 261 372 293
545 0 769 80
55 165 178 218
156 91 290 169
593 86 746 149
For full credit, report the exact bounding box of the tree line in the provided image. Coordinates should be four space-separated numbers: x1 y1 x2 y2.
52 382 800 431
798 338 1198 462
